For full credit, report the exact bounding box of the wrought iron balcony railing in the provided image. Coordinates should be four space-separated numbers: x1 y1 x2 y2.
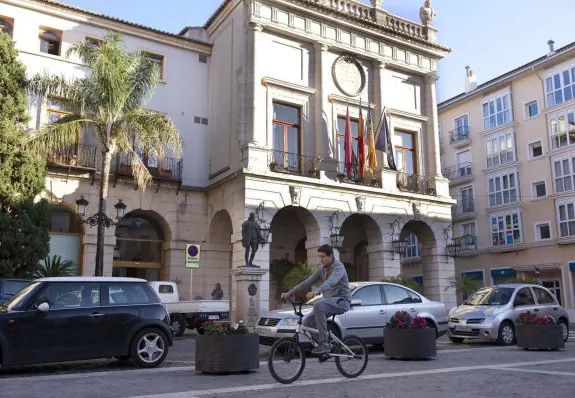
115 153 183 182
449 126 471 143
268 150 321 179
455 235 478 251
396 172 436 195
336 162 382 188
45 144 97 169
442 162 473 181
454 197 475 216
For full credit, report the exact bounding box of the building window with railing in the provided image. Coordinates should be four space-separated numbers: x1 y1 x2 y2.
39 28 62 56
337 115 359 173
272 102 301 173
402 233 420 259
545 64 575 108
459 186 475 213
482 91 512 131
552 153 575 193
456 150 472 177
459 222 477 250
485 130 515 168
557 199 575 238
451 115 469 142
490 209 523 246
394 130 416 174
548 109 575 150
0 16 13 37
487 170 519 207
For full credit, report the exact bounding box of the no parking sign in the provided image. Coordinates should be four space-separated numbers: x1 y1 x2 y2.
185 244 201 268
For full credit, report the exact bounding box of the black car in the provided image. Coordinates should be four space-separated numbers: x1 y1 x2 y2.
0 277 173 368
0 279 31 304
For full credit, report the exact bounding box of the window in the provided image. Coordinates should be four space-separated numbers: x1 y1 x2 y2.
490 210 523 246
352 285 382 306
145 52 164 79
39 28 62 56
157 284 174 294
456 150 472 177
201 117 208 125
383 285 412 305
485 131 515 168
273 102 301 172
394 130 416 174
337 115 359 165
106 283 155 305
47 97 73 122
482 92 512 130
549 109 575 149
38 282 100 309
459 186 475 212
402 233 420 259
533 286 555 304
557 199 575 237
535 223 551 241
194 116 201 123
408 291 422 303
86 37 102 48
0 16 13 37
452 115 469 141
487 170 519 207
529 141 543 159
199 54 208 63
542 281 562 305
545 65 575 107
532 181 546 198
525 100 539 119
513 287 535 306
461 222 476 238
552 154 575 193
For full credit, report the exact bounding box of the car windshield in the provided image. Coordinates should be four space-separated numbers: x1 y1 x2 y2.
464 287 515 306
5 282 40 311
1 280 31 296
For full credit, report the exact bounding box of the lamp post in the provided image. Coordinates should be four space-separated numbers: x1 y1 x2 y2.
254 202 271 248
390 217 407 259
76 196 127 276
329 210 344 249
443 224 461 262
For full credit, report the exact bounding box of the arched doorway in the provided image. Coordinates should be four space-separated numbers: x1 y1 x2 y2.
201 210 234 301
48 204 83 275
339 214 382 282
113 210 167 281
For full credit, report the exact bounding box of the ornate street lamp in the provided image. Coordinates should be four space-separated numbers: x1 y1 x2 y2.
444 224 461 262
255 202 271 248
390 217 407 259
329 210 344 249
75 196 127 228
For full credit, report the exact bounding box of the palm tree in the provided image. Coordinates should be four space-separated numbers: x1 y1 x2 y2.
33 255 76 278
25 32 182 276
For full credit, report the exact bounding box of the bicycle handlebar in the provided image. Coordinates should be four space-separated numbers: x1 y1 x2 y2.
283 296 304 316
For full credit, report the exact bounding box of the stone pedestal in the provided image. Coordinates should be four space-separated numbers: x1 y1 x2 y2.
230 267 268 330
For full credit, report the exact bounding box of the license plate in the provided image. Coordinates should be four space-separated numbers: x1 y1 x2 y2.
208 315 219 320
257 328 271 335
455 325 471 332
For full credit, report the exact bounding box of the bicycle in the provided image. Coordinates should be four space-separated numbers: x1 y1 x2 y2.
267 299 368 384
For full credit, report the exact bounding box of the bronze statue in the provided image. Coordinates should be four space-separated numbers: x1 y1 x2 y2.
242 212 262 268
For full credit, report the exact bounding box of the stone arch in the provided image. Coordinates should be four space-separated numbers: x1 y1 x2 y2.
113 209 170 281
47 203 84 275
339 213 383 282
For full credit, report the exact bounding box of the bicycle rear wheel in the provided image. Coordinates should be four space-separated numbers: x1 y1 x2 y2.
335 335 368 378
268 337 306 384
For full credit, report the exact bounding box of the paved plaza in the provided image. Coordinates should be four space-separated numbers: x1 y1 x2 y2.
2 333 575 398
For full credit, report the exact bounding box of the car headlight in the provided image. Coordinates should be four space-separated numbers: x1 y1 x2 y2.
279 318 299 327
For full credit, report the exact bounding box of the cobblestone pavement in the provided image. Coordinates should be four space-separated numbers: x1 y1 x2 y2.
1 333 574 398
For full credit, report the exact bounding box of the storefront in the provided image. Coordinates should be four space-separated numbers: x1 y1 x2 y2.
490 268 517 285
48 205 83 275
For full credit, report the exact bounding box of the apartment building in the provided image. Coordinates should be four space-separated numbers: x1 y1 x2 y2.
2 0 457 319
438 40 575 316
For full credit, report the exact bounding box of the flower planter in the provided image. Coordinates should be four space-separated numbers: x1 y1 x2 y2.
516 324 564 351
384 326 437 359
195 333 259 374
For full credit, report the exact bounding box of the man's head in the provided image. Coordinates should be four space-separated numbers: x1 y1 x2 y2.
317 244 334 267
248 212 255 221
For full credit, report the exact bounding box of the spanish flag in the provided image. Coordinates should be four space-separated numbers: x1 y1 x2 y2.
358 105 365 178
367 110 377 174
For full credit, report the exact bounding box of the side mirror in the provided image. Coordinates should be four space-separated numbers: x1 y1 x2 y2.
350 299 362 307
37 302 50 312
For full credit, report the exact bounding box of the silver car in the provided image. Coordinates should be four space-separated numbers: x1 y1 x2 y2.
256 281 448 346
448 283 570 345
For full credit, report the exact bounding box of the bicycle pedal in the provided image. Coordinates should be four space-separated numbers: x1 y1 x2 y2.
318 353 330 363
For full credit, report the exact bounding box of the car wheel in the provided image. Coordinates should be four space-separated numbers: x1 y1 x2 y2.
558 319 569 342
426 319 438 339
448 336 465 344
170 315 186 337
497 321 515 346
130 328 169 368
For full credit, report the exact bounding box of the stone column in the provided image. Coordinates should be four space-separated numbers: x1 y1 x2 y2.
421 245 456 311
246 22 264 147
424 72 442 178
314 42 330 159
230 268 268 330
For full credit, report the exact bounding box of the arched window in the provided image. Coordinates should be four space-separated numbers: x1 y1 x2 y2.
0 17 13 37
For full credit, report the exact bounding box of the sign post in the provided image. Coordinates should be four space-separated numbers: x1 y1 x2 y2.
186 244 201 300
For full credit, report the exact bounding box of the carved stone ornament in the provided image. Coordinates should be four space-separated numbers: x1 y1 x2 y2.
289 185 301 206
332 54 366 97
412 203 422 219
419 0 436 25
248 283 258 297
370 0 383 8
356 196 366 213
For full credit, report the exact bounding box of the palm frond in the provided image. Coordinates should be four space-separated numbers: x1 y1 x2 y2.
27 74 85 110
124 146 153 191
33 255 76 278
123 52 161 112
23 114 94 154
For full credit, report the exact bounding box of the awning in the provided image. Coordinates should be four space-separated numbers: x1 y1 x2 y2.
462 270 484 280
570 262 575 272
490 268 516 278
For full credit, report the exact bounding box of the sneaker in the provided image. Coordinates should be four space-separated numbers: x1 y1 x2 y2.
311 343 331 355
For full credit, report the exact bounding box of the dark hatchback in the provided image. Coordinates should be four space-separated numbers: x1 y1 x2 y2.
0 277 173 369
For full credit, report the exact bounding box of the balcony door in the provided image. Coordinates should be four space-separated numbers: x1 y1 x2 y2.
272 102 301 173
456 150 472 177
394 131 416 174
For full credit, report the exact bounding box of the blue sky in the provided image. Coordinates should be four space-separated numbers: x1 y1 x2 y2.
63 0 573 102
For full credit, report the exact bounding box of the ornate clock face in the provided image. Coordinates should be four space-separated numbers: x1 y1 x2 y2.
332 54 366 97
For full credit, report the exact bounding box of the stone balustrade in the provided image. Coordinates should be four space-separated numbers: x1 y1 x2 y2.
384 14 426 40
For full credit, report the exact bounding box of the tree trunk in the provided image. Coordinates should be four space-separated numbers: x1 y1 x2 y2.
95 149 113 276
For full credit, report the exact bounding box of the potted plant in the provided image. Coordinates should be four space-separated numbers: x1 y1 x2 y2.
516 311 564 351
195 320 259 374
384 311 436 359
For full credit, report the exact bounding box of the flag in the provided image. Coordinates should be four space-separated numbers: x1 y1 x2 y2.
358 103 365 178
375 108 397 171
367 110 377 174
344 105 352 177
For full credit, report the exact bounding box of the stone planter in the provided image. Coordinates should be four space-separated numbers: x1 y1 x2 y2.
195 334 259 374
516 324 564 351
384 327 437 359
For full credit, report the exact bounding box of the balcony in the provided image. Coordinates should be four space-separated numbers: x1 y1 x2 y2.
396 172 436 195
114 153 183 189
268 150 321 179
453 197 476 220
449 126 471 148
335 162 382 188
45 144 97 170
455 235 478 252
441 162 473 185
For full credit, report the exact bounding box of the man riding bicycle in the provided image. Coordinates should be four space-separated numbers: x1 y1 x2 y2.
281 244 351 355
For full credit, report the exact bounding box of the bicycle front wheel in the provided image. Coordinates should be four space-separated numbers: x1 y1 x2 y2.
268 337 306 384
335 335 368 378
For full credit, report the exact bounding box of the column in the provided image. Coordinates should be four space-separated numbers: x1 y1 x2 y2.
230 268 267 329
424 72 442 178
314 43 330 159
245 22 264 147
421 245 456 311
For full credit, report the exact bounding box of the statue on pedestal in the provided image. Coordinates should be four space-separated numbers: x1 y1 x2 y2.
242 213 262 268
